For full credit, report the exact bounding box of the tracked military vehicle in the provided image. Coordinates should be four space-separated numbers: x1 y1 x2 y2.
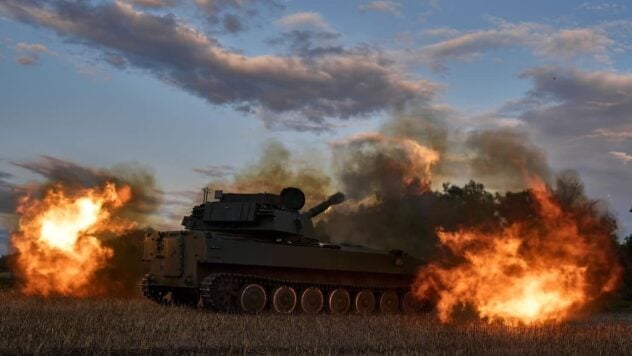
141 187 425 314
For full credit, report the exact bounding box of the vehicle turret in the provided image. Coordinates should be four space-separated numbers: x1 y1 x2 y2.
181 187 344 239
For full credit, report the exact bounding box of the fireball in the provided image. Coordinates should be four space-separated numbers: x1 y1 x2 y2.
11 182 134 296
414 179 621 326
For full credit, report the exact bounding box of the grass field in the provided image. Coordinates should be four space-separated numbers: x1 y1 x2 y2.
0 291 631 355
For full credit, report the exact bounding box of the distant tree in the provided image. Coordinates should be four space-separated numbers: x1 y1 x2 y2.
619 234 632 301
0 253 16 272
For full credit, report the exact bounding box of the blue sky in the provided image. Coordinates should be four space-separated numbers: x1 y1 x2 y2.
0 0 630 254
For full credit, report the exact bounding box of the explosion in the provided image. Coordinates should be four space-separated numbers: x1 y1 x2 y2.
414 179 621 326
11 182 135 296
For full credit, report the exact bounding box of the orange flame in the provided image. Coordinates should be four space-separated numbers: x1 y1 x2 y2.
11 182 135 296
414 179 621 326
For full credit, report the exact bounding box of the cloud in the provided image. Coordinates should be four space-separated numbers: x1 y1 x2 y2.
103 52 127 69
221 13 243 33
0 0 433 131
410 21 615 71
576 2 626 13
195 0 283 34
193 165 236 178
125 0 176 8
14 42 52 66
535 28 613 63
255 106 342 131
582 128 632 141
418 0 442 23
518 66 632 137
422 27 461 38
16 42 50 53
16 56 37 66
609 151 632 163
265 30 343 57
359 1 402 16
275 12 334 32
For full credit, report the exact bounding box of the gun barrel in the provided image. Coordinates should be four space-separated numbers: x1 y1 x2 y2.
305 192 345 218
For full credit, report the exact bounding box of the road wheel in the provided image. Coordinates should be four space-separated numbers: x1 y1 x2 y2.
272 286 297 314
379 291 399 314
355 289 376 314
328 288 351 314
300 287 324 314
239 284 267 313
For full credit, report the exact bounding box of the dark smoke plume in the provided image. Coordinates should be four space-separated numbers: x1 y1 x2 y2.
203 107 618 266
197 107 563 259
313 108 555 257
466 129 551 191
13 155 161 224
208 141 332 208
92 229 149 298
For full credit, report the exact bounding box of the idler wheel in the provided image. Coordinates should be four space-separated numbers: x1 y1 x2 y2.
401 291 419 314
379 291 399 314
328 288 351 314
239 284 267 314
354 289 376 314
272 286 297 314
300 287 324 314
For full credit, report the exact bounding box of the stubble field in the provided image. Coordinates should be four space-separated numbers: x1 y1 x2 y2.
0 291 631 355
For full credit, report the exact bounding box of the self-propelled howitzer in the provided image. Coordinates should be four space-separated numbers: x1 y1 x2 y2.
141 187 425 314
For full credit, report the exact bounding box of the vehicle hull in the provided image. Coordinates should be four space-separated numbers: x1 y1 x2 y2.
142 230 425 313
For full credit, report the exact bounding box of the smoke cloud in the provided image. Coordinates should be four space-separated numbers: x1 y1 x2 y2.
198 107 567 259
465 129 551 191
189 103 619 280
205 141 333 209
321 109 615 285
92 228 148 297
13 155 161 225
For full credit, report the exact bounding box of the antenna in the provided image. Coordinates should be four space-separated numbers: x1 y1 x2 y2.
202 187 210 203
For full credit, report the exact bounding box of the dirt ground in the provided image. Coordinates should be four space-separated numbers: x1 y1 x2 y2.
0 291 631 355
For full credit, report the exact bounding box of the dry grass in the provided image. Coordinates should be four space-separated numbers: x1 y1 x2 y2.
0 291 631 355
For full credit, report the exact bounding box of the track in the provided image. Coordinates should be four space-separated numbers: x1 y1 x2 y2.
196 272 423 314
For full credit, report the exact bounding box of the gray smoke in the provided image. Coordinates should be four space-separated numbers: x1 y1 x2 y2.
12 155 161 224
202 141 333 209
